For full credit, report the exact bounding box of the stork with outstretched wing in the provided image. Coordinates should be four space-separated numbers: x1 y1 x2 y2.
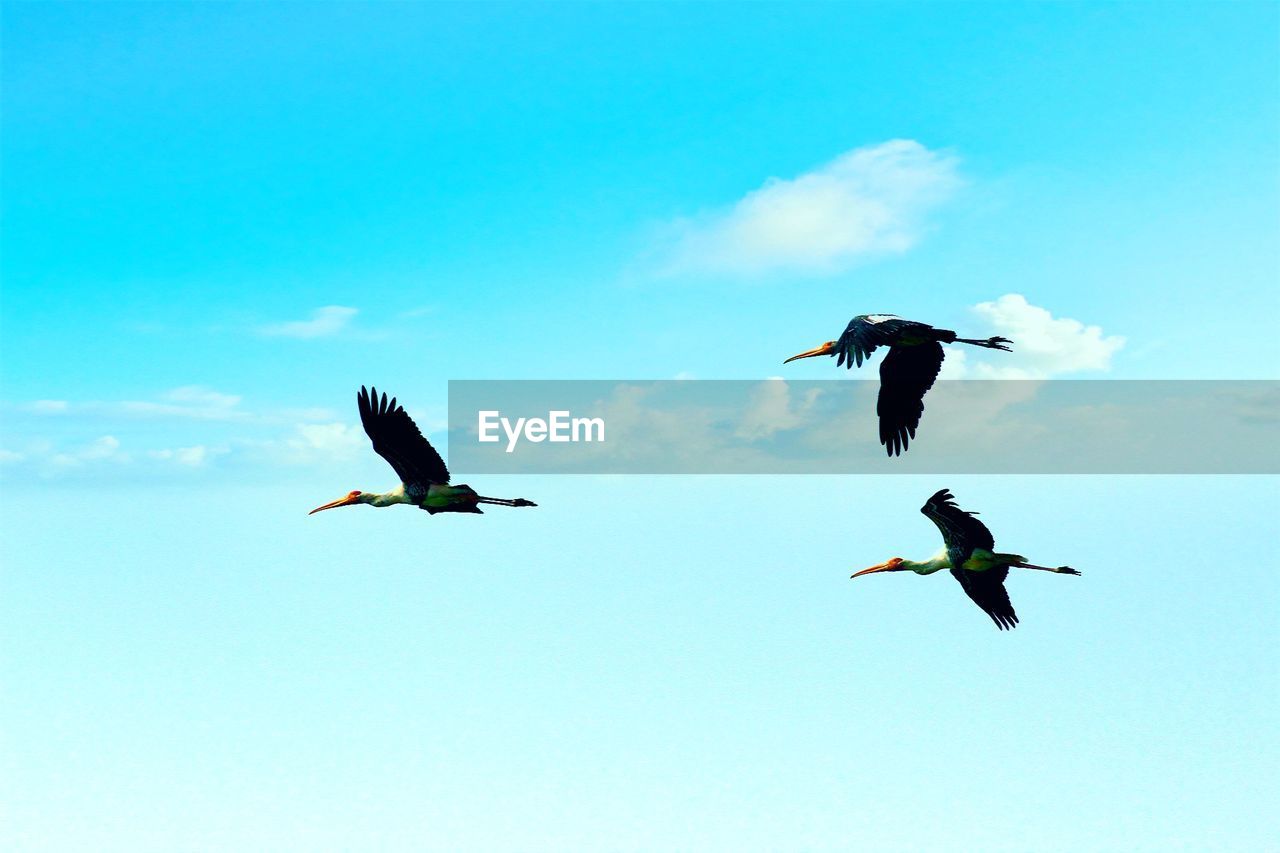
852 489 1079 629
784 314 1012 456
309 386 536 516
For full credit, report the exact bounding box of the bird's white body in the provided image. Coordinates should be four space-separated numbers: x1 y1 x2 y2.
902 547 1013 575
360 483 483 509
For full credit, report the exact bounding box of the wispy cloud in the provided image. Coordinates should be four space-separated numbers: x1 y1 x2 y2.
4 434 231 476
657 139 961 277
164 386 241 408
941 294 1125 379
1 386 361 478
20 386 246 421
3 417 365 478
267 422 367 465
148 444 229 467
49 435 131 469
259 305 359 339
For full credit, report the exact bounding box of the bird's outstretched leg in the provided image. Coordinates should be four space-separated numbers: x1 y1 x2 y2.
955 335 1013 352
1012 561 1080 575
476 496 538 508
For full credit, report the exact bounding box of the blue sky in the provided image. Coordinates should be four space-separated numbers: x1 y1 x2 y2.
2 3 1278 850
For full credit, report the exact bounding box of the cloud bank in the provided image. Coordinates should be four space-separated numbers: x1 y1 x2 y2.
0 385 368 478
943 294 1126 379
660 140 961 276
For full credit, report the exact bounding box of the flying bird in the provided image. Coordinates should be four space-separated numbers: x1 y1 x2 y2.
852 489 1079 629
310 386 536 516
784 314 1013 455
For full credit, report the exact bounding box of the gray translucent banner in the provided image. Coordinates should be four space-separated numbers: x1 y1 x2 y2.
447 380 1279 474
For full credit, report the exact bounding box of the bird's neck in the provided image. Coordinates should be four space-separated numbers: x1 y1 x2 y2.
903 551 951 575
366 487 414 508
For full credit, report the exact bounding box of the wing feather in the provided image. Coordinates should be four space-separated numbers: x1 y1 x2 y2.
877 342 944 456
921 489 995 562
358 386 449 488
950 568 1019 630
921 489 1016 629
834 315 926 368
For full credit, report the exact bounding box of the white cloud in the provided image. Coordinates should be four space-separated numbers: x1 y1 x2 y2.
115 386 245 420
164 386 241 409
19 386 247 421
260 306 358 339
944 294 1125 379
936 347 971 381
148 444 228 467
49 435 131 469
79 436 123 460
660 140 961 276
9 434 229 475
3 384 382 478
269 422 367 465
735 379 823 440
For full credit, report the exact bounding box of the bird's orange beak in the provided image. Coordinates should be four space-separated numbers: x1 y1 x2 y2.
784 341 837 364
851 559 902 579
309 491 362 515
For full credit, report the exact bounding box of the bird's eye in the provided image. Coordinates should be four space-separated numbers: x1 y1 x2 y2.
350 490 362 497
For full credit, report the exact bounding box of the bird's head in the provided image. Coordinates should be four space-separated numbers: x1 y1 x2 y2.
309 490 367 515
783 340 837 364
851 557 907 579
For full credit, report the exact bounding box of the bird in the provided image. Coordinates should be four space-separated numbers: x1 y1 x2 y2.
783 314 1013 455
309 386 537 516
852 489 1079 629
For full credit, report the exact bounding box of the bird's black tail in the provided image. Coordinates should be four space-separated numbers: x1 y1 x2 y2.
933 328 958 344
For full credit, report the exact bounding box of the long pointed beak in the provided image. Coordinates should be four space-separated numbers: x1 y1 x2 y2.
784 341 836 364
309 495 360 515
851 561 896 579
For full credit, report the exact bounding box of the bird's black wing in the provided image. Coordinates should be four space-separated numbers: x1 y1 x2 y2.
922 490 1015 629
833 315 927 368
358 386 449 489
921 488 995 565
950 567 1019 630
877 342 944 456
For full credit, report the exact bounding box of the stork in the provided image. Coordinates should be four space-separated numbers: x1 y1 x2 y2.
784 314 1012 455
853 489 1079 629
309 386 536 516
